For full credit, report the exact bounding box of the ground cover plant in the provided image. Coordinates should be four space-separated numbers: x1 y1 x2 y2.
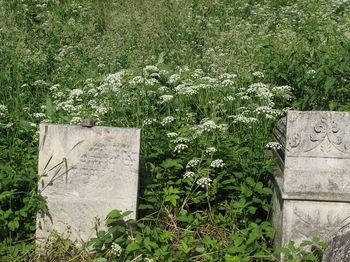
0 0 349 261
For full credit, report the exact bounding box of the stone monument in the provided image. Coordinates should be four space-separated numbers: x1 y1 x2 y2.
271 111 350 253
36 123 141 244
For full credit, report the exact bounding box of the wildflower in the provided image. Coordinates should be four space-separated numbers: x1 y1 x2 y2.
306 69 316 75
219 73 237 79
174 144 188 153
266 142 282 150
229 115 259 124
33 112 46 119
196 177 212 188
111 242 122 256
70 116 82 125
143 65 159 76
158 86 169 92
168 74 181 85
143 119 157 126
129 76 144 86
210 159 225 168
198 120 218 132
183 171 195 179
145 78 159 86
222 79 235 87
224 95 235 101
252 71 264 78
0 105 7 117
161 116 176 126
173 137 190 143
186 158 200 169
166 132 178 138
69 89 83 99
205 147 217 154
159 95 174 103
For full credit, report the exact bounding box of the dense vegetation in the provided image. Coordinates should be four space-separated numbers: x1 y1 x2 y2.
0 0 349 261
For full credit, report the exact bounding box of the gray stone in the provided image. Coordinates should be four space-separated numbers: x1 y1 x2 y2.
36 124 141 244
322 223 350 262
271 111 350 253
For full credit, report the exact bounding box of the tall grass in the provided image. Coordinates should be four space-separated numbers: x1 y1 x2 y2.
0 0 349 261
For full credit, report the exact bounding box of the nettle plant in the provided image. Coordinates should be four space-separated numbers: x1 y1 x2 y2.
43 64 292 260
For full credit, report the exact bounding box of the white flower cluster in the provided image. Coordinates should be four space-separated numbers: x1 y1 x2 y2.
98 70 126 93
266 142 282 150
210 159 225 168
129 76 144 86
196 177 212 188
174 84 198 96
168 74 181 85
229 114 259 124
219 73 237 80
252 71 264 78
159 95 174 103
143 65 159 77
70 116 82 125
33 112 46 119
222 79 235 87
205 147 217 154
173 137 190 143
255 106 280 119
145 78 159 86
161 116 176 126
166 132 178 138
246 83 273 100
186 158 200 169
183 171 195 179
0 105 7 118
272 85 293 100
174 144 188 153
197 120 218 132
143 118 157 126
223 95 235 101
111 242 122 256
69 88 83 101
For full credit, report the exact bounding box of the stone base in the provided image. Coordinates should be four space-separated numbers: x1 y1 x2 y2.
272 190 350 248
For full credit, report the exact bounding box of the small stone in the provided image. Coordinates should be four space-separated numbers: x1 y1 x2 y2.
80 118 94 128
322 223 350 262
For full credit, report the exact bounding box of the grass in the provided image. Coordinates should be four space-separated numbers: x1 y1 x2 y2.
0 0 349 261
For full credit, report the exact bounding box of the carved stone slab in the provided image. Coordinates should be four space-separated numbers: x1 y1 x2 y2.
284 111 350 201
36 124 141 243
282 200 350 247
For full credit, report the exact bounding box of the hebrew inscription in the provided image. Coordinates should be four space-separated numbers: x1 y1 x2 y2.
37 124 141 244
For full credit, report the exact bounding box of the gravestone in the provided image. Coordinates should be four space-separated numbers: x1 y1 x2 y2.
322 222 350 261
271 111 350 252
36 124 141 244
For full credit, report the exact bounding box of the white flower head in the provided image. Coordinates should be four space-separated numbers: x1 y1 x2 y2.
266 142 282 150
166 132 178 138
210 159 225 168
183 171 195 179
196 177 212 188
111 242 122 256
205 147 217 154
161 116 176 126
252 71 264 78
186 158 200 169
159 95 174 103
174 144 188 153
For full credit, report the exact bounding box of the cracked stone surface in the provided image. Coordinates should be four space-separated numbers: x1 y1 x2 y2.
36 124 141 244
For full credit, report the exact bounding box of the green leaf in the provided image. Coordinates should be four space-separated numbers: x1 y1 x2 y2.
126 241 140 253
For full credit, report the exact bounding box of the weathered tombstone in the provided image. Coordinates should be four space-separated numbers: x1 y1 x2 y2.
322 222 350 262
271 111 350 253
36 123 141 244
